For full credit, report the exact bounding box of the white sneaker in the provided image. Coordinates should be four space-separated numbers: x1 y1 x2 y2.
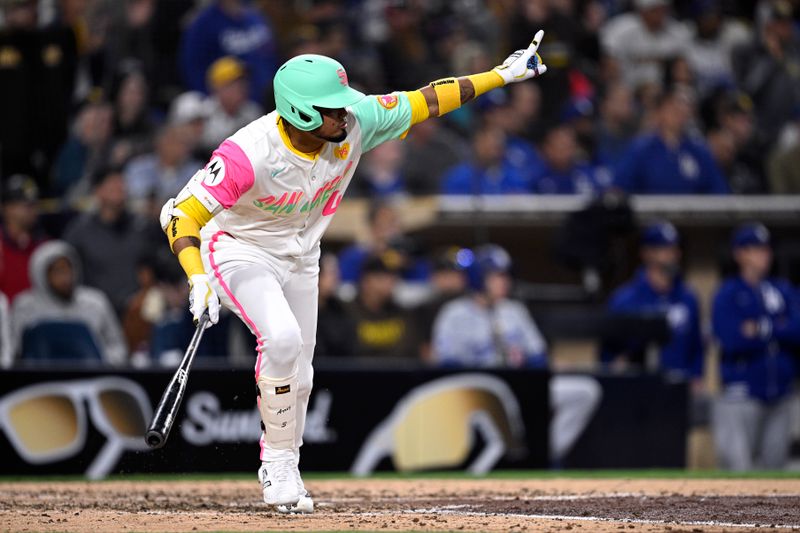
277 490 314 514
258 459 300 506
277 462 313 514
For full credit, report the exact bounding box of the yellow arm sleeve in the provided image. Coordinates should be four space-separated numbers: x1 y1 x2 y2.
426 72 503 119
177 246 205 278
406 90 430 126
166 195 214 278
467 71 505 97
429 77 461 115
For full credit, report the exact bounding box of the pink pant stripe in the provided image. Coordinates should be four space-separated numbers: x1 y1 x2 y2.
208 230 266 379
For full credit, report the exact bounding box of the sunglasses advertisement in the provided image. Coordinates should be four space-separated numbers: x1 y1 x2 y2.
0 369 686 477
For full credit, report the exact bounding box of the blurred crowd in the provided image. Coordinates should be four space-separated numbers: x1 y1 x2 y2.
1 0 800 198
2 0 800 470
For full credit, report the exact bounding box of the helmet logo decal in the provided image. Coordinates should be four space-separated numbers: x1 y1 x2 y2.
377 94 399 110
337 68 348 86
334 143 350 160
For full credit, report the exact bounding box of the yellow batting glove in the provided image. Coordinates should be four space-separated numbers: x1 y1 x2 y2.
188 274 220 327
493 30 548 84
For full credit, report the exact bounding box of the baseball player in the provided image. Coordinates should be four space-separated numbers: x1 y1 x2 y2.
711 223 800 470
160 32 548 511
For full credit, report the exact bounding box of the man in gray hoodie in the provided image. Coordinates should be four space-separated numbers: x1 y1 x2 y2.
10 240 127 366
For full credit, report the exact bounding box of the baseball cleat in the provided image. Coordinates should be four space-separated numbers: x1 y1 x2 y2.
277 460 313 513
258 460 300 506
276 490 314 514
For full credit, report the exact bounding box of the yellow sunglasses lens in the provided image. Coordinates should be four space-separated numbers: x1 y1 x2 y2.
7 395 78 454
391 389 512 471
98 390 146 437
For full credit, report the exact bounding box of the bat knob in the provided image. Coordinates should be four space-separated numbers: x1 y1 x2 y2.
145 430 166 449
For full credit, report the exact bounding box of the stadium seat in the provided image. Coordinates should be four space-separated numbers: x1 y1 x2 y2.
21 321 103 362
150 311 230 363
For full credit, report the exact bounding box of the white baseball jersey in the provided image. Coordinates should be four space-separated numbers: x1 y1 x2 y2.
185 93 417 257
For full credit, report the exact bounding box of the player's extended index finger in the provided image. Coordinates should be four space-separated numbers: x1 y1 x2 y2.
528 30 545 53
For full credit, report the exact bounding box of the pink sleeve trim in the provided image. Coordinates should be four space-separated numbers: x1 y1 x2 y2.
201 140 255 209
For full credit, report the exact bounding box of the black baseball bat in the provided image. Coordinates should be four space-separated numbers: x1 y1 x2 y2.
145 313 210 449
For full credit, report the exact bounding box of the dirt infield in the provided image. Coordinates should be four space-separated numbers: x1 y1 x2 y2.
2 478 800 532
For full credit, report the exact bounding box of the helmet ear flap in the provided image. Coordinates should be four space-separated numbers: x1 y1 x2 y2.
275 92 324 131
291 105 318 128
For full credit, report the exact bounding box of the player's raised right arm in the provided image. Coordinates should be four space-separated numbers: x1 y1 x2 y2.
417 30 548 120
352 31 548 154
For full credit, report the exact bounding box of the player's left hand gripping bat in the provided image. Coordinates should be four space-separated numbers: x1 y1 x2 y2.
145 313 210 449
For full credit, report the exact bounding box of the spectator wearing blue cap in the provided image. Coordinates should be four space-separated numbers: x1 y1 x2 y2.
614 88 730 194
595 83 637 169
601 221 704 380
414 247 473 361
711 223 800 470
441 123 535 195
179 0 278 105
532 125 609 195
432 244 602 465
433 244 546 368
476 89 545 188
559 98 597 161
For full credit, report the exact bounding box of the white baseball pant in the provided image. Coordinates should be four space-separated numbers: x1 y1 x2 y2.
201 229 318 462
712 388 793 470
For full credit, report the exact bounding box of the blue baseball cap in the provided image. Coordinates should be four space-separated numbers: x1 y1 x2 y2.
732 223 771 248
641 221 679 247
467 244 512 291
559 97 594 122
475 88 509 112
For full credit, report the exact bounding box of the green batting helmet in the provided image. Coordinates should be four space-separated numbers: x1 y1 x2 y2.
273 54 365 131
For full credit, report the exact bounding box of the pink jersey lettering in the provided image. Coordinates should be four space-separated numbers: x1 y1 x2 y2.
322 190 343 216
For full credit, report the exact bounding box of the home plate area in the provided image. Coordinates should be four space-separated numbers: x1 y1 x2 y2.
1 478 799 532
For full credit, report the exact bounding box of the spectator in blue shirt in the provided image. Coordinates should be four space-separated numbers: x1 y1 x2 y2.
338 202 429 288
479 89 545 187
179 0 278 105
595 83 637 168
614 87 730 194
432 244 602 465
532 125 608 195
441 125 534 195
711 223 800 470
601 221 704 380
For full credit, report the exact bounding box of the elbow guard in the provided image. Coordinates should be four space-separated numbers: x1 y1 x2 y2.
159 168 223 230
160 169 219 249
160 196 214 253
159 197 210 279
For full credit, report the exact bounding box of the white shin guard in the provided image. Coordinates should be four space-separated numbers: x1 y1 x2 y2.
257 371 298 458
